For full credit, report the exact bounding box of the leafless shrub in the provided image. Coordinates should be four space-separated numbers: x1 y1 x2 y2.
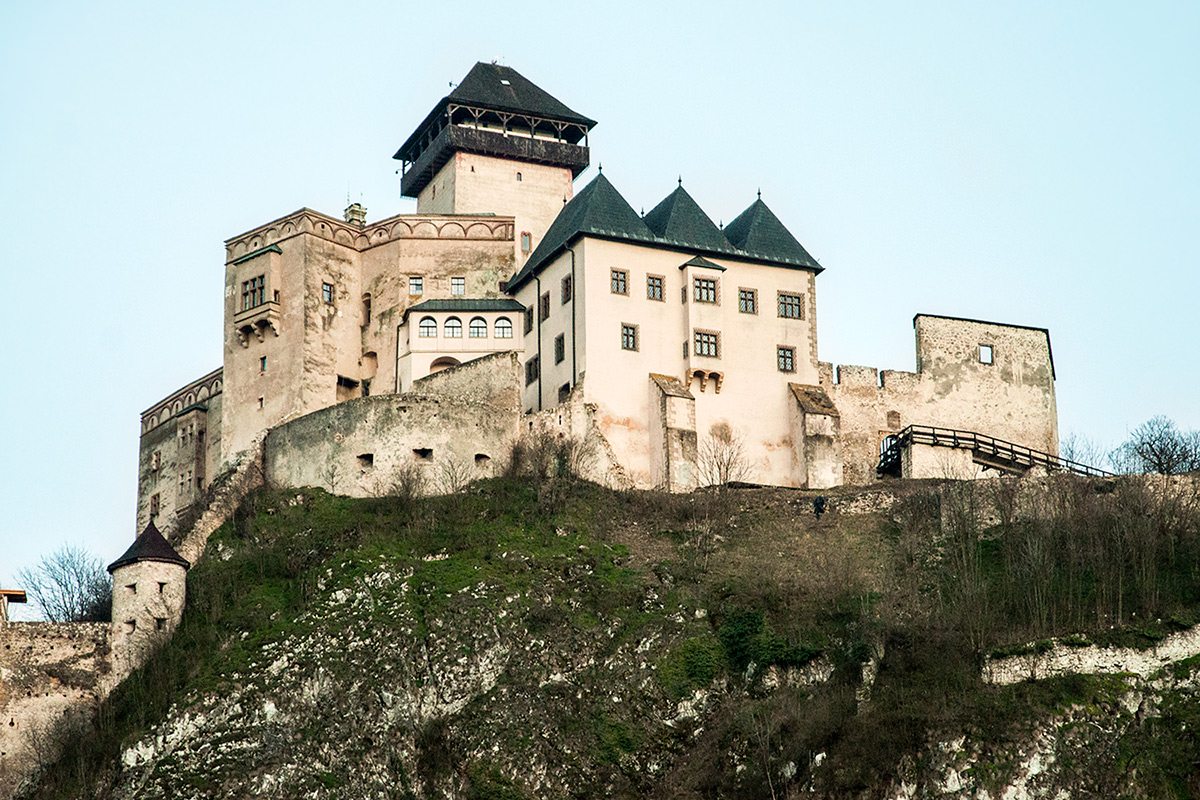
17 544 111 622
1060 432 1111 471
382 461 427 503
1112 415 1200 475
697 422 752 489
507 428 595 482
435 457 474 494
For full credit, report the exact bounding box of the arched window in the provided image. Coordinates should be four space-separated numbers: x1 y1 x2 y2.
469 317 488 338
444 316 462 338
418 316 437 338
494 317 513 339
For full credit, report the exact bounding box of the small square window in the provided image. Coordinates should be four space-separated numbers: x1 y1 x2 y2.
554 333 565 364
409 276 423 295
611 269 628 295
450 276 465 296
979 344 994 365
322 282 334 304
738 288 758 314
694 330 720 358
777 346 796 373
647 275 664 301
561 274 573 304
621 323 638 351
693 278 718 304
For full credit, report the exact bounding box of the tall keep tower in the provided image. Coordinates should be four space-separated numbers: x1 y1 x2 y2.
394 62 595 265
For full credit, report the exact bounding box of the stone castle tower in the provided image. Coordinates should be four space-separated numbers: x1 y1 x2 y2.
107 521 190 674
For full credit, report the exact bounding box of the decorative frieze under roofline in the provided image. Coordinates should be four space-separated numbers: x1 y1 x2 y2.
224 208 514 263
140 368 224 435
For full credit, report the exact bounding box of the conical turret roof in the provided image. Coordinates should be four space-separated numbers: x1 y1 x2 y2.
107 520 190 573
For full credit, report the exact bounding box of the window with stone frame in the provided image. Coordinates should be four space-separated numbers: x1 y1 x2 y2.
241 275 266 311
693 277 718 304
621 323 639 351
777 345 796 373
561 274 573 304
539 292 551 321
611 269 628 295
778 292 804 319
450 276 466 296
520 231 532 254
738 288 758 314
408 275 424 295
554 333 565 364
693 330 720 358
646 275 664 301
524 306 534 334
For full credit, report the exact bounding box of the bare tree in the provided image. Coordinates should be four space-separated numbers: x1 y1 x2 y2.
435 457 474 494
1060 432 1111 470
1112 416 1200 475
697 422 752 489
16 544 111 622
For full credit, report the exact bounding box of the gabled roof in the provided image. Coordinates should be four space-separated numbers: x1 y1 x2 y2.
723 198 822 270
448 62 595 127
107 520 190 573
509 174 652 291
680 255 726 271
508 178 825 293
643 186 734 253
405 298 525 318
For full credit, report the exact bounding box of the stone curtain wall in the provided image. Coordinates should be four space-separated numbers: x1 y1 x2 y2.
263 352 523 497
0 623 115 798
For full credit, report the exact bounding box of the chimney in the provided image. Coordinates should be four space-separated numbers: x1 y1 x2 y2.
344 202 367 227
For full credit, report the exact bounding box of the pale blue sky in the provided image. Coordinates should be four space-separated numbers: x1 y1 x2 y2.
2 2 1197 616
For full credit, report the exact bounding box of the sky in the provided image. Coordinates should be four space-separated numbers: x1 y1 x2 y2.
1 2 1197 617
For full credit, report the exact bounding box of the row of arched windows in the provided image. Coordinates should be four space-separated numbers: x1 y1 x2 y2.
418 316 513 340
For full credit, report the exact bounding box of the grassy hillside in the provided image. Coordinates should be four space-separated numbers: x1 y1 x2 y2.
25 474 1200 799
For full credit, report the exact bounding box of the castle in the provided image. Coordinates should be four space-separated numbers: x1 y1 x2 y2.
130 61 1091 538
1 63 1104 794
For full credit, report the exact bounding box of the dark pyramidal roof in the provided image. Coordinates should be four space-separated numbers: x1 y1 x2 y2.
107 520 190 573
448 62 595 127
509 176 822 291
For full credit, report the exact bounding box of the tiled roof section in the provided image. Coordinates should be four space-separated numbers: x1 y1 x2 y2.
723 199 822 270
642 186 735 253
448 62 596 127
107 521 191 573
509 174 652 290
508 180 825 292
790 384 840 417
680 255 726 271
406 298 525 316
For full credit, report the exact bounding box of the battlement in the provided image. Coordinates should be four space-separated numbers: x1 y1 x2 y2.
224 208 515 264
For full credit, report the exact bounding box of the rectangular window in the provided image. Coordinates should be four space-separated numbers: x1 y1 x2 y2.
694 277 718 304
554 333 565 364
611 269 628 295
524 306 534 334
322 282 334 304
525 355 540 386
450 276 465 296
979 344 994 365
694 330 720 358
259 356 267 373
738 288 758 314
647 275 664 301
778 292 804 319
561 274 573 304
408 276 423 295
241 275 266 311
621 323 638 351
683 340 689 359
777 346 796 373
150 493 160 516
539 291 551 321
558 383 571 403
520 231 532 254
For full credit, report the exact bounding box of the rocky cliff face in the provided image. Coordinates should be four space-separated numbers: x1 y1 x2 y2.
22 475 1200 799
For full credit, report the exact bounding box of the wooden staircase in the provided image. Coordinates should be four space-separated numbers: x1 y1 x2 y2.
877 425 1113 479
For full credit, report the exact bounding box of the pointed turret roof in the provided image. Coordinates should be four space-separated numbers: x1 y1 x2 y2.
723 198 822 270
509 174 652 291
642 186 735 253
107 520 190 573
447 62 596 127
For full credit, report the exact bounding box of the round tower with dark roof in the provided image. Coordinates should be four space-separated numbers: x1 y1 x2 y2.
107 520 190 670
394 62 596 266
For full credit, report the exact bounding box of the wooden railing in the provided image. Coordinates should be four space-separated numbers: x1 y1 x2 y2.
877 425 1114 479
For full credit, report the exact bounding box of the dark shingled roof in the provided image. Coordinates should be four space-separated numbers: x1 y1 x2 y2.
643 186 735 253
406 298 525 317
722 199 822 270
448 62 595 127
107 520 190 573
508 178 824 292
680 255 726 271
